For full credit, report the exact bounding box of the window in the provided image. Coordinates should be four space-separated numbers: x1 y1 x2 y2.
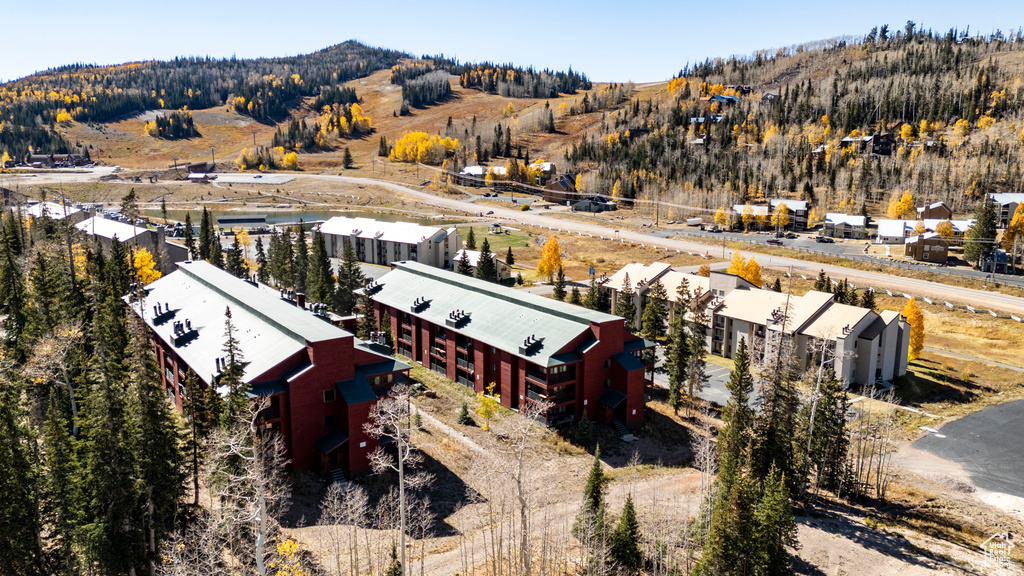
604 379 611 389
324 414 336 428
604 359 611 369
323 389 336 403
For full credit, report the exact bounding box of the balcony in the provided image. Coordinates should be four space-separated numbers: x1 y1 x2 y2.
456 357 474 371
429 346 447 359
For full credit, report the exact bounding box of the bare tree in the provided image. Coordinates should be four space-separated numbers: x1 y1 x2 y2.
500 399 553 576
364 384 432 576
206 397 291 576
320 481 369 576
25 323 83 435
847 388 899 500
157 512 223 576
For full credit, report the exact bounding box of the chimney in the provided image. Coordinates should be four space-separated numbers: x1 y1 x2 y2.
296 292 306 309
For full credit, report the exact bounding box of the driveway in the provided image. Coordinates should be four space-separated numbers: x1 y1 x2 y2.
914 399 1024 498
650 350 759 407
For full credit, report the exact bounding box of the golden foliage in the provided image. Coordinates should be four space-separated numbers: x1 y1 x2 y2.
771 202 789 228
977 115 996 130
726 250 745 276
741 202 754 230
934 219 954 239
885 190 914 219
283 152 298 170
902 298 924 361
133 248 162 285
537 236 562 278
913 220 927 234
1003 203 1024 250
899 123 914 143
476 382 500 431
714 206 729 226
743 257 762 287
697 263 711 277
388 132 459 165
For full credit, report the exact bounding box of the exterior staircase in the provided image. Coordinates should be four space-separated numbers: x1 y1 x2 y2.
613 419 638 443
327 467 347 484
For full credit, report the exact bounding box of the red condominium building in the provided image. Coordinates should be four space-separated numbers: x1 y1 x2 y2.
130 261 411 480
369 262 654 427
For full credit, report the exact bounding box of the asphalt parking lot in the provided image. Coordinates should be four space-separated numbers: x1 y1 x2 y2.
651 352 759 407
914 399 1024 498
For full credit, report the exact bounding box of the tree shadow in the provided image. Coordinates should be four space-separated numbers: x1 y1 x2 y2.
801 499 986 575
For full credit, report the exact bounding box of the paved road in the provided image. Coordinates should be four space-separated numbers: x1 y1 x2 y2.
914 399 1024 498
283 173 1024 315
9 168 1024 314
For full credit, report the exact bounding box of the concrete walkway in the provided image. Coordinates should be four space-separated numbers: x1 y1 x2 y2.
923 347 1024 374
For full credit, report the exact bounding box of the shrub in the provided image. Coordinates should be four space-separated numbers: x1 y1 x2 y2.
520 203 530 211
456 402 475 426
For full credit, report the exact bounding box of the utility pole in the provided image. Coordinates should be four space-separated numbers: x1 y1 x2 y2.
252 130 257 147
210 147 216 170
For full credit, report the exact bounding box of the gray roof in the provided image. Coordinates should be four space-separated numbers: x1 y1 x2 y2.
373 261 621 366
131 261 352 386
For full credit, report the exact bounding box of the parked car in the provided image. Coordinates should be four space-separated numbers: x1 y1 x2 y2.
785 232 797 239
707 226 722 233
766 238 783 246
814 236 835 243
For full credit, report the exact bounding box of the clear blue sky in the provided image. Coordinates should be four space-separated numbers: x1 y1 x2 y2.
5 1 1024 83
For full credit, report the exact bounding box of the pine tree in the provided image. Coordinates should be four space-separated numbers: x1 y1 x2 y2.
640 280 668 341
582 277 601 310
858 288 876 311
343 147 354 169
198 207 213 261
307 231 335 304
356 290 376 340
771 277 782 292
43 390 76 575
181 370 213 507
552 265 566 301
575 446 608 538
505 246 515 266
475 238 497 282
456 402 474 425
568 285 582 305
293 223 308 293
220 306 248 426
335 240 364 315
812 270 830 292
3 210 24 256
226 234 244 277
465 227 476 250
0 236 28 355
614 273 636 327
125 315 184 574
964 198 998 265
183 212 197 259
610 495 642 572
665 282 691 414
255 237 269 283
0 377 46 576
719 338 755 492
75 363 140 574
575 411 592 448
752 467 799 576
384 544 402 576
456 250 473 276
380 309 395 353
802 366 850 492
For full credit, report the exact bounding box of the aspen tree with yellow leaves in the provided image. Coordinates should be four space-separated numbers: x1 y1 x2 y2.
133 248 161 285
537 237 562 278
902 298 924 361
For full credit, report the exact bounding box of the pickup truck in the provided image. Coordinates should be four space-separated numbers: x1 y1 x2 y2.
766 238 783 246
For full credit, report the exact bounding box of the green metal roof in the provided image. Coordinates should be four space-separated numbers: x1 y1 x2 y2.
622 338 656 353
314 428 349 453
598 388 627 409
373 262 622 365
547 351 581 367
336 377 376 405
613 352 646 373
246 381 287 398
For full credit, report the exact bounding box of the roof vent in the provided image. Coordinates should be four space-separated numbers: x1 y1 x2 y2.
445 309 471 327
